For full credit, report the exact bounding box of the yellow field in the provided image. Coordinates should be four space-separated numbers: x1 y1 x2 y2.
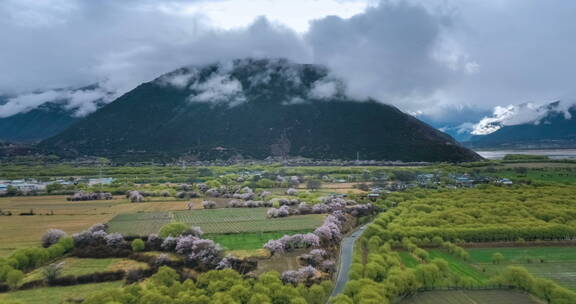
0 195 191 256
254 249 304 275
299 183 367 194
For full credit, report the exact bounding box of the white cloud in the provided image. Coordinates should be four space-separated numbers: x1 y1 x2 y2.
471 100 576 135
188 64 246 106
0 91 62 118
0 87 112 118
157 68 199 89
309 79 340 99
63 88 112 117
168 0 374 33
282 97 306 106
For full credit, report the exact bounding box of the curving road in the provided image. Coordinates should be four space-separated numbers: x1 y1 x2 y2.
331 224 368 297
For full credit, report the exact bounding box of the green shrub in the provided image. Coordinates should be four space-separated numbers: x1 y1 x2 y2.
43 262 64 283
492 252 504 264
131 239 145 252
58 237 74 251
6 269 23 289
159 222 189 238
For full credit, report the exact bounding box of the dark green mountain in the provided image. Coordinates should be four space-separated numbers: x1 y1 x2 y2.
41 59 481 162
466 102 576 149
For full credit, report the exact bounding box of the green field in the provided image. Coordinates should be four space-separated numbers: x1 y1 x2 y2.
398 251 419 268
0 281 123 304
428 250 489 283
400 289 542 304
206 230 312 250
107 208 325 235
467 247 576 264
483 262 576 291
22 258 149 284
398 247 576 289
467 247 576 290
486 166 576 184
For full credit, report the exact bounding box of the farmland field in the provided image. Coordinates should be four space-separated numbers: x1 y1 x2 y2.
206 230 312 250
467 247 576 264
255 250 304 275
399 249 489 282
22 257 149 284
428 250 489 283
399 247 576 289
107 207 325 235
398 251 419 268
0 195 188 256
400 289 542 304
0 281 123 304
467 247 576 290
484 166 576 184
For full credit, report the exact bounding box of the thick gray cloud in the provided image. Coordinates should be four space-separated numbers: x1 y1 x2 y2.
429 0 576 129
0 0 308 95
306 1 473 111
0 0 309 116
1 0 575 126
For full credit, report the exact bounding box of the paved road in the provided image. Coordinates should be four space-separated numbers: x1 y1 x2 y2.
331 224 368 297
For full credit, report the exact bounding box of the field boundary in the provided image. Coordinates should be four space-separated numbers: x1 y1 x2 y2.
394 288 545 304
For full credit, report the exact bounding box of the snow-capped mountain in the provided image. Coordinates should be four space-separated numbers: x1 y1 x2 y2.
466 100 576 148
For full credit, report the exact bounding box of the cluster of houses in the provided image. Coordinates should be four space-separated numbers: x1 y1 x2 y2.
168 158 433 167
0 179 47 194
363 173 514 199
445 174 513 188
0 177 115 195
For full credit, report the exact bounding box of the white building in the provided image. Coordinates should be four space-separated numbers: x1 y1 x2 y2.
88 177 115 186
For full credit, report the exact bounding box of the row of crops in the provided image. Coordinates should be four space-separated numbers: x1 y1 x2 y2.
107 207 325 235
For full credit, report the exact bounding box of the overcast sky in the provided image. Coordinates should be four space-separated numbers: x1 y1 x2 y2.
1 0 575 126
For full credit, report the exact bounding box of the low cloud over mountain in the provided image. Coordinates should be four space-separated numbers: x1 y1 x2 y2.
1 0 575 126
0 86 114 118
471 100 575 136
40 59 481 162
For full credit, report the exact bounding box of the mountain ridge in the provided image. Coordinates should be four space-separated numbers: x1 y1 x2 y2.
40 58 481 162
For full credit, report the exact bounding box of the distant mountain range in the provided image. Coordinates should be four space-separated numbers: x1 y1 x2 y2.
39 58 481 162
0 85 112 142
465 101 576 149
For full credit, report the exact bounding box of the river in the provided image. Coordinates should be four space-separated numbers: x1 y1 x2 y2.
476 149 576 160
